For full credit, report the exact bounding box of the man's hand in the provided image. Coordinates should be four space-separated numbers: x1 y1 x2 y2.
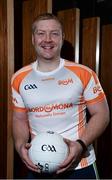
18 142 41 173
56 138 83 174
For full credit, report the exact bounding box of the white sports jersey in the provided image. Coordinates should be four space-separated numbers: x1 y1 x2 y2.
11 58 105 169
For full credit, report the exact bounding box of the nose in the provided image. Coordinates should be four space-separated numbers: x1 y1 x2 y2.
45 33 52 42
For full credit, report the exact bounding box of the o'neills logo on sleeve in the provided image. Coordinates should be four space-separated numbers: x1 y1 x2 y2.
28 103 73 113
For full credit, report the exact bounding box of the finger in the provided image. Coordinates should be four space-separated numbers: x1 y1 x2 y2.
22 151 37 169
25 143 31 149
56 161 74 174
59 148 75 168
63 138 71 145
23 160 40 173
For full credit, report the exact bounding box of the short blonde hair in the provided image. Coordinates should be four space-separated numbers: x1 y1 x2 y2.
32 13 64 34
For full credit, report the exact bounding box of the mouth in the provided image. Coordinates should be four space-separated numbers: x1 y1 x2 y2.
41 44 55 50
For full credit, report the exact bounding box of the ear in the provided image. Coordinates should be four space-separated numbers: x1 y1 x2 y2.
62 33 65 45
32 34 34 45
62 33 65 40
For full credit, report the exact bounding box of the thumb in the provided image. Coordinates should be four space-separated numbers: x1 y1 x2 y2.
25 143 31 149
63 138 71 145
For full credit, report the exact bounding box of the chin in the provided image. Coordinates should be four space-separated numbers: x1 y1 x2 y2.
42 55 55 60
44 58 54 61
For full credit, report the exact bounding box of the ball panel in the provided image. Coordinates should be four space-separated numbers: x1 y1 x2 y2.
29 149 67 164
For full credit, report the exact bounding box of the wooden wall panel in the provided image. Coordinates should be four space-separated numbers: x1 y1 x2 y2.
7 0 14 178
58 8 80 62
97 24 112 179
81 17 100 74
23 0 52 66
0 1 7 177
82 18 112 178
0 0 14 178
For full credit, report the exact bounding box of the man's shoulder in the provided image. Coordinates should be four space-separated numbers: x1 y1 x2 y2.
11 62 34 82
13 62 35 76
64 59 93 73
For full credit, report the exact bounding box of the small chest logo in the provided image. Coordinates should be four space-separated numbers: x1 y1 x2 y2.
24 84 38 90
58 78 73 85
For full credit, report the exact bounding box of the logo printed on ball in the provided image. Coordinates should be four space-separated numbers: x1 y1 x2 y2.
41 144 56 152
38 162 49 172
44 163 49 172
38 162 44 170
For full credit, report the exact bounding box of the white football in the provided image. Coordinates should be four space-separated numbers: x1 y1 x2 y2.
28 131 68 173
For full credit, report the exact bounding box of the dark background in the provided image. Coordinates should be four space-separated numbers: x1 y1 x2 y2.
53 0 112 24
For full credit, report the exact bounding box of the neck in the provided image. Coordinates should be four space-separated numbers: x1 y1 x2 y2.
37 57 60 72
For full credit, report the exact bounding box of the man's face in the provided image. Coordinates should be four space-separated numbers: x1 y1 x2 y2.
32 19 63 61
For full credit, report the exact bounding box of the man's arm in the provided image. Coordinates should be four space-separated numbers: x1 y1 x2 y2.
13 111 39 172
13 111 30 152
57 98 110 174
80 98 110 146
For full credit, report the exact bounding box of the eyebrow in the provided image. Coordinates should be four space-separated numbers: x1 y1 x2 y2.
36 29 61 31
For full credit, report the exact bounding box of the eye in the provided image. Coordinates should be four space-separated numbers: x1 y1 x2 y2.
51 32 60 37
37 32 45 36
34 30 45 36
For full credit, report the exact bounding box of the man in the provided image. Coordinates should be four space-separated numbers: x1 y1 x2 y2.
11 13 109 179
